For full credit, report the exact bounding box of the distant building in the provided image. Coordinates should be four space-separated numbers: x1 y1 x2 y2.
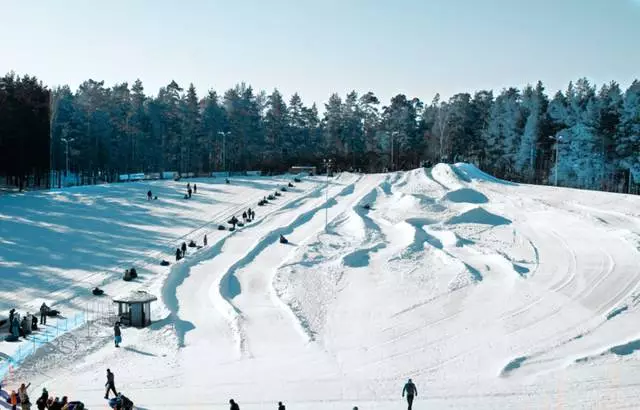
289 166 316 175
113 290 158 328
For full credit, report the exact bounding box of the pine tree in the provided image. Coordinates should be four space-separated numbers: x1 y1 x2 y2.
617 80 640 190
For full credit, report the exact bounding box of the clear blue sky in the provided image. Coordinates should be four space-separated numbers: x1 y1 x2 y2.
1 0 639 107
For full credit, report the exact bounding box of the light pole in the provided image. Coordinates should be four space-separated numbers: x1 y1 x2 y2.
60 137 74 178
323 158 333 232
218 131 230 177
549 135 563 186
391 131 399 172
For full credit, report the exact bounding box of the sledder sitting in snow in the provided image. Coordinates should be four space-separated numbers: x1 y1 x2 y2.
188 240 197 248
93 287 104 296
108 393 133 410
279 234 288 244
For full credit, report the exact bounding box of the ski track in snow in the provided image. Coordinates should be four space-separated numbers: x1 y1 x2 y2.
3 166 640 409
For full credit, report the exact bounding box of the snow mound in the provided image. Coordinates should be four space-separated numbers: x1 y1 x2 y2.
452 162 516 185
446 206 512 226
442 188 489 204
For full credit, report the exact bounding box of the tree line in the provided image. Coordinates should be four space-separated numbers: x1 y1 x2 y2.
1 71 639 193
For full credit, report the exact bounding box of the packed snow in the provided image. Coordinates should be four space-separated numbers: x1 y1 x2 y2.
2 165 640 409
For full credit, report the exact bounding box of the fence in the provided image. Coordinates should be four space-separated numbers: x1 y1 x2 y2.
0 301 117 385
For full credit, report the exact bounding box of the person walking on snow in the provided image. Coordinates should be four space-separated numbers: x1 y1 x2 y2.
193 184 197 193
104 369 117 399
114 322 122 347
278 402 285 410
147 190 152 200
402 378 418 410
229 399 240 410
39 303 48 325
203 234 208 246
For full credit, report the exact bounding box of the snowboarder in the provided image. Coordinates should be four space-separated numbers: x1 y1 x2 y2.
203 235 208 246
104 369 117 399
39 303 48 325
193 184 197 193
229 399 240 410
181 242 187 256
113 322 121 347
147 190 152 201
278 402 285 410
402 378 417 410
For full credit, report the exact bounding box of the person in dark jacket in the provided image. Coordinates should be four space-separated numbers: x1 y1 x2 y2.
40 303 48 325
278 402 285 410
36 388 48 410
229 399 240 410
181 242 187 256
114 323 121 347
176 248 182 261
147 190 152 200
193 184 197 193
104 369 117 399
203 235 208 246
402 378 418 410
9 308 15 332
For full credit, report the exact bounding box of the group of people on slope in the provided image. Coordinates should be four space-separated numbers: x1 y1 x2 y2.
2 382 84 410
4 304 54 342
228 380 416 410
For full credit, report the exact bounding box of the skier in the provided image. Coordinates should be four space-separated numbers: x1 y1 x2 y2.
147 190 152 201
40 303 48 325
104 369 117 399
229 399 240 410
402 378 418 410
203 235 208 246
193 184 197 193
114 322 121 347
278 402 285 410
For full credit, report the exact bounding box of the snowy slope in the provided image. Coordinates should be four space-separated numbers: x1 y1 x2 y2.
3 166 640 409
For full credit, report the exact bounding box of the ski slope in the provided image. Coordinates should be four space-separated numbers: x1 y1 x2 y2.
2 165 640 409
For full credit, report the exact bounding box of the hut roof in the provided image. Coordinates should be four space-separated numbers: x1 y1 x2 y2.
113 290 158 304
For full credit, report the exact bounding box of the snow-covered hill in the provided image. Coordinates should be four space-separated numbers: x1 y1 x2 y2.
2 165 640 409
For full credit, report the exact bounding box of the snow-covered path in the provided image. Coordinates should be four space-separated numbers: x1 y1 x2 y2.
3 166 640 409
